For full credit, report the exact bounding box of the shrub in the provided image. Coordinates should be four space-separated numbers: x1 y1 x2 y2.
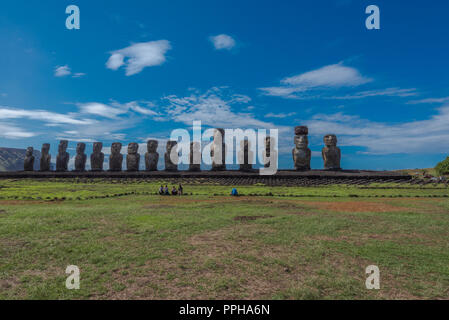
435 156 449 176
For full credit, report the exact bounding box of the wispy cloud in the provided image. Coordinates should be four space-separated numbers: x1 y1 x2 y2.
77 101 159 119
260 63 372 99
0 107 95 125
209 34 236 50
408 96 449 104
264 112 296 118
106 40 171 76
329 87 418 100
160 87 278 129
72 72 86 78
0 122 35 139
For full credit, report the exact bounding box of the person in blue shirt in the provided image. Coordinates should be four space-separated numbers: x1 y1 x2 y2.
231 188 238 196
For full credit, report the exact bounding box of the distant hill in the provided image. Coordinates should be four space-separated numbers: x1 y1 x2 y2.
0 147 41 172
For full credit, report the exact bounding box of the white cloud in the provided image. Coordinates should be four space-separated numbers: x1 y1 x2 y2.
0 107 96 125
282 63 371 87
77 102 124 119
106 40 171 76
265 112 296 119
304 105 449 154
54 65 86 78
260 63 372 99
54 65 71 77
77 101 159 119
209 34 236 50
0 122 35 139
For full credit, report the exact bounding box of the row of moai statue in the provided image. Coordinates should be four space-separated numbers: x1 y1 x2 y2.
292 126 341 171
24 140 162 172
23 127 341 172
23 129 258 172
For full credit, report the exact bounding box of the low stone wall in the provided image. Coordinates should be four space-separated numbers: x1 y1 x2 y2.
0 169 411 181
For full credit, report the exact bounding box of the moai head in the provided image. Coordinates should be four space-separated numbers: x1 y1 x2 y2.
41 143 50 155
213 128 225 143
26 147 34 156
295 126 309 136
265 137 271 150
58 140 68 153
166 141 178 152
76 142 86 155
147 140 158 153
324 134 338 147
111 142 122 155
128 142 139 155
266 136 277 153
93 142 103 153
295 135 309 149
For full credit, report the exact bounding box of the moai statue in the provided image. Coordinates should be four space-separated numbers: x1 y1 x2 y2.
164 141 178 172
40 143 51 171
109 142 123 172
263 136 278 169
189 142 201 172
292 126 311 171
322 134 341 170
145 140 159 171
74 143 87 172
90 142 104 171
126 142 140 172
238 140 253 171
56 140 69 172
24 147 35 171
211 128 226 171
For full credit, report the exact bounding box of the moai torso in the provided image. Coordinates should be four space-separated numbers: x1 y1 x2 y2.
165 141 178 171
211 128 226 171
292 126 311 171
56 140 70 172
126 143 140 171
145 140 159 171
322 134 341 170
74 143 87 171
24 147 35 171
189 142 201 171
238 140 253 171
40 143 51 171
109 142 123 171
263 137 278 169
91 142 104 171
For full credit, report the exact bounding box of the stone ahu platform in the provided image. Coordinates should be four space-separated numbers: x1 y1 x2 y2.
0 170 411 183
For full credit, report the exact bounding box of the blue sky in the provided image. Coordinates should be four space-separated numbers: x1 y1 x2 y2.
1 0 449 170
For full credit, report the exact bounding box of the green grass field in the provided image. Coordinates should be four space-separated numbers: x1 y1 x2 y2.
0 179 448 300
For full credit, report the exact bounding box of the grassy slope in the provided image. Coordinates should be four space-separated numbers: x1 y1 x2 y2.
0 179 448 300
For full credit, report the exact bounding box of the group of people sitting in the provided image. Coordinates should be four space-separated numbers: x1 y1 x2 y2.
158 184 239 196
159 184 183 196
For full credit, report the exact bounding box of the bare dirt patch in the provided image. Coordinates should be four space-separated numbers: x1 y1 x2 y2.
0 278 20 290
